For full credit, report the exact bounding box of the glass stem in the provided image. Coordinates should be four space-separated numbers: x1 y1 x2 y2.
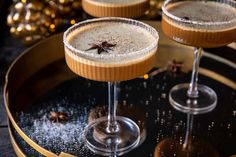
187 47 202 98
110 153 117 157
183 114 194 150
107 82 119 133
110 144 118 157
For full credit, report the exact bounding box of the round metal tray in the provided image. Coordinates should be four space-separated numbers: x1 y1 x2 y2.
4 21 236 157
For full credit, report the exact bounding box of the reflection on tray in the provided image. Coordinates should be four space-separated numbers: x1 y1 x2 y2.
13 64 236 157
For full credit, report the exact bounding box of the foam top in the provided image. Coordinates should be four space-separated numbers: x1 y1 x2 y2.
168 1 236 23
87 0 147 5
67 21 157 62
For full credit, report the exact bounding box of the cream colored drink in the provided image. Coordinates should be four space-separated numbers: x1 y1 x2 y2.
64 18 159 81
162 1 236 48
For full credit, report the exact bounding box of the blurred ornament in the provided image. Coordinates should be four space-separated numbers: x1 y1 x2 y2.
150 0 163 10
145 0 164 19
7 0 82 45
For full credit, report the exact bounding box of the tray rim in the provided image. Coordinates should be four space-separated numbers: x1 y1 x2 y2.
4 33 74 157
4 23 236 157
8 120 26 157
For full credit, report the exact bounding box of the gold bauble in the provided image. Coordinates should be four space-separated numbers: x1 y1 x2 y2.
7 13 14 25
12 12 22 22
10 27 16 35
26 1 44 11
43 6 56 18
72 1 82 9
7 0 82 45
23 35 43 45
57 4 71 14
14 2 24 11
25 23 38 33
58 0 70 5
25 10 41 22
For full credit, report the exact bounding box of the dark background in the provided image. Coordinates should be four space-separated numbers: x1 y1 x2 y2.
0 1 26 156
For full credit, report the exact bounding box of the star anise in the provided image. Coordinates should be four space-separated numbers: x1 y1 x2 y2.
86 41 116 54
167 59 183 74
50 111 69 123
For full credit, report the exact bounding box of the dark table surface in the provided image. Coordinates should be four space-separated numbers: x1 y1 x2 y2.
0 2 236 157
0 29 25 157
0 2 25 155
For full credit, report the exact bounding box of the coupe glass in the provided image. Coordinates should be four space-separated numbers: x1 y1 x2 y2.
158 0 236 156
162 0 236 114
63 17 159 156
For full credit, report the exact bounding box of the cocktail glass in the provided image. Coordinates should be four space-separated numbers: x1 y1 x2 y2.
159 0 236 156
162 0 236 114
64 17 159 156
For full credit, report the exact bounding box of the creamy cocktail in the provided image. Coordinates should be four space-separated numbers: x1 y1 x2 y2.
162 1 236 48
64 17 159 156
162 0 236 114
65 18 158 81
82 0 149 18
158 1 236 156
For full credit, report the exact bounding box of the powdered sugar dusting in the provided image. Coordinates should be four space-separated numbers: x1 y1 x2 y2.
64 18 159 63
168 1 236 23
69 22 156 55
15 97 94 156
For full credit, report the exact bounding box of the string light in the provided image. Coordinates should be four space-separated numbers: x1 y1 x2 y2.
143 74 149 79
70 19 76 25
50 24 55 30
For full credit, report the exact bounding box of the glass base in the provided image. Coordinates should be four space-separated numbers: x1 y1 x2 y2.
84 116 140 156
169 83 217 114
154 138 219 157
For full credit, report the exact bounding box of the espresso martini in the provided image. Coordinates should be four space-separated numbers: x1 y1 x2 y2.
162 1 236 48
64 18 158 81
82 0 149 18
64 17 159 156
160 1 235 156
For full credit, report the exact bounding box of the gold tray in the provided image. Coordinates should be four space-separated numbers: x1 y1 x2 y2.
4 21 236 157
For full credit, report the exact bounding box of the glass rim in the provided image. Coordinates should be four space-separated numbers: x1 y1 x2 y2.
63 17 159 61
162 0 236 26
